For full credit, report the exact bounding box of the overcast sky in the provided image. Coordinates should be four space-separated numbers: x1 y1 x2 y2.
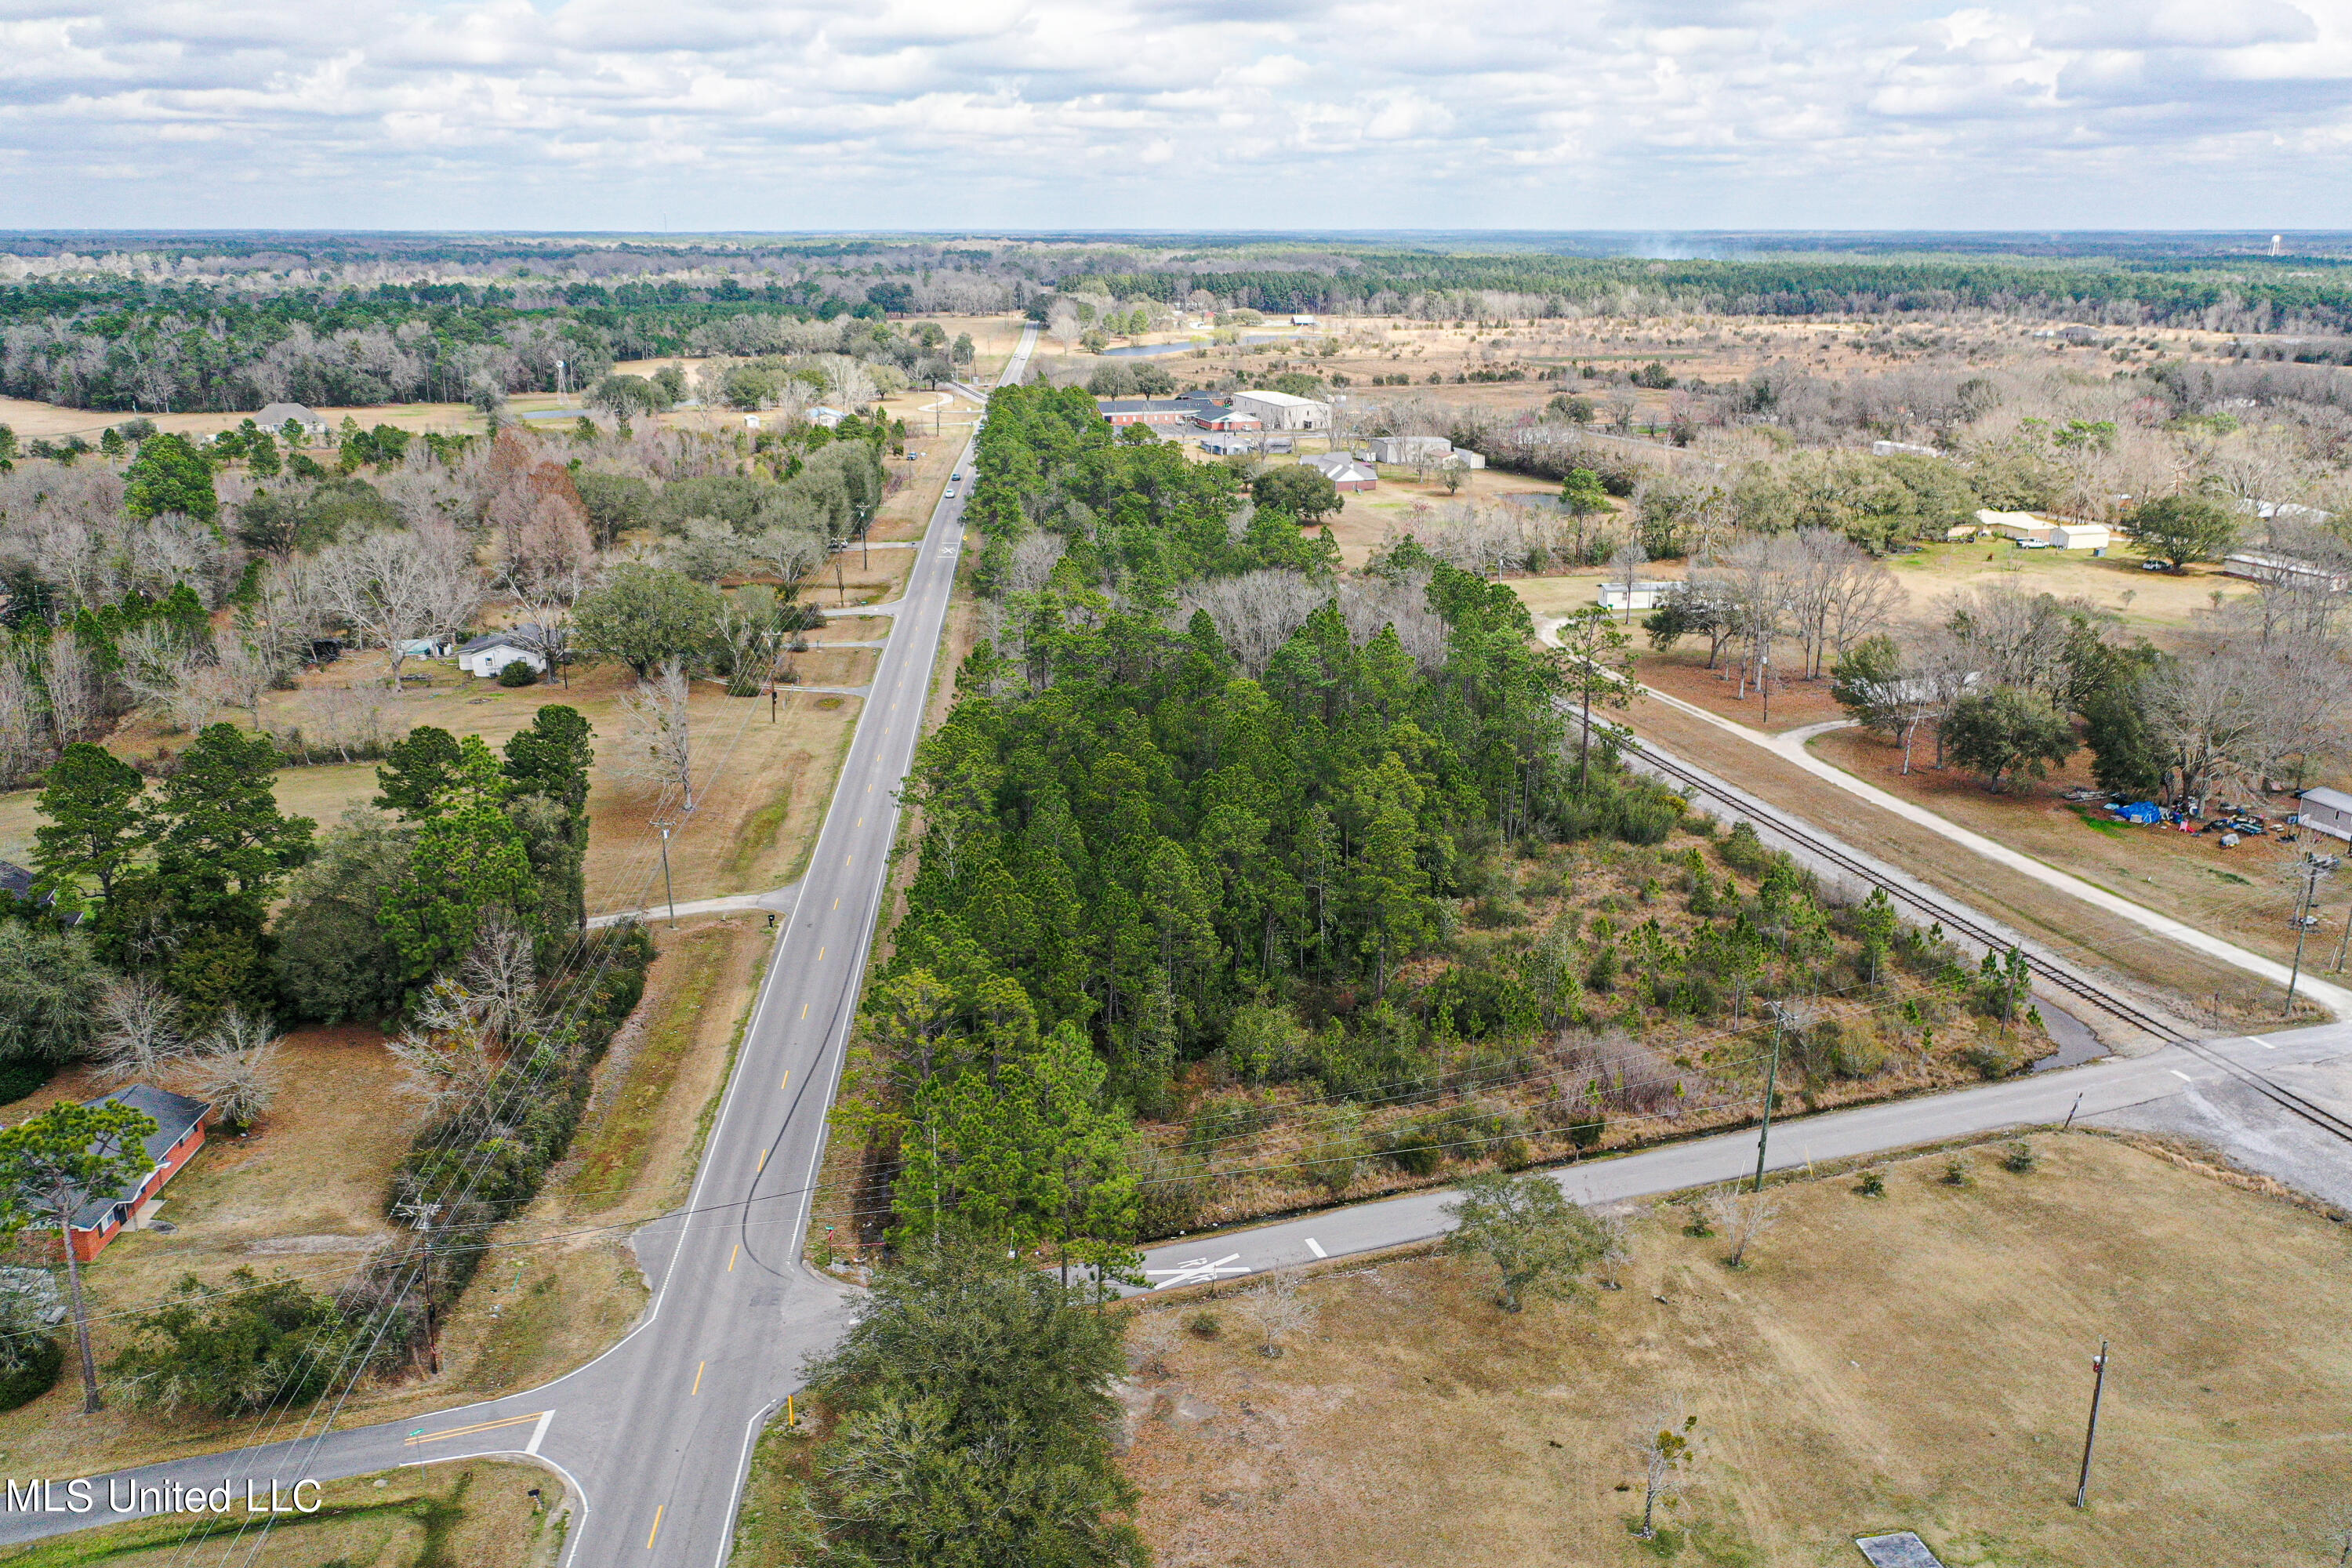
2 0 2347 233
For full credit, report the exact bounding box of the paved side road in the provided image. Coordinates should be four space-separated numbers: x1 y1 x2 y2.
1131 1023 2352 1292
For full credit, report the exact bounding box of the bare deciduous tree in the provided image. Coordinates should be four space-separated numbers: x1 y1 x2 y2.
389 978 503 1115
315 524 481 695
1179 570 1330 678
40 631 101 746
612 659 697 810
1702 1184 1781 1269
1628 1406 1700 1540
1236 1269 1317 1358
187 1008 284 1131
0 652 46 789
92 978 190 1087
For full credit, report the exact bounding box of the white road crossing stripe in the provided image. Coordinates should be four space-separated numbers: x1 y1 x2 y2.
1145 1253 1249 1290
1305 1238 1327 1259
2250 1035 2277 1049
526 1409 554 1456
2169 1069 2194 1081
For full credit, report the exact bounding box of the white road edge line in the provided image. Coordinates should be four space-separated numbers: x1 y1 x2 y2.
2169 1069 2195 1081
2250 1035 2277 1049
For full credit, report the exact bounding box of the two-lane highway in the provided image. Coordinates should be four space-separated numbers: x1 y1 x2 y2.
0 326 1036 1565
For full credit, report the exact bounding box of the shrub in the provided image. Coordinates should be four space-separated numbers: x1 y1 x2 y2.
0 1334 60 1412
1184 1095 1276 1153
111 1270 354 1417
2002 1139 2037 1174
1185 1311 1221 1340
1963 1038 2021 1080
1940 1157 1971 1187
1585 943 1621 993
1381 1122 1447 1175
1855 1170 1886 1198
1717 820 1773 877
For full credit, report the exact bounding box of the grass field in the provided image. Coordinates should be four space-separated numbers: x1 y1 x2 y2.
1120 1133 2352 1568
0 1461 564 1566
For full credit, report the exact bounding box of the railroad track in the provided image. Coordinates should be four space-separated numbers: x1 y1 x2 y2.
1617 729 2352 1147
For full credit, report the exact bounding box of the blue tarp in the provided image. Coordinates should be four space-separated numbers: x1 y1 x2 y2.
2112 800 2161 824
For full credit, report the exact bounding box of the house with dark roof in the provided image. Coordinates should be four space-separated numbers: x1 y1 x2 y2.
459 625 548 679
67 1086 209 1261
1192 405 1263 433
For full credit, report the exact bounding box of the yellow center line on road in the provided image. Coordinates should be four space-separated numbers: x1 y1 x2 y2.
818 946 826 960
648 1505 664 1549
782 1069 791 1089
800 1003 808 1018
692 1361 705 1396
758 1147 767 1171
728 1244 739 1272
404 1411 545 1446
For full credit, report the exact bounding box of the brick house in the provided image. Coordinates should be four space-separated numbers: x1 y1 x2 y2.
67 1086 209 1262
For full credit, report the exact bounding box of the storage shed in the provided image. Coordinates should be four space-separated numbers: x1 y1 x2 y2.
2297 786 2352 843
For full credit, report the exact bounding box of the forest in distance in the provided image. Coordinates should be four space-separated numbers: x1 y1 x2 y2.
11 230 2352 413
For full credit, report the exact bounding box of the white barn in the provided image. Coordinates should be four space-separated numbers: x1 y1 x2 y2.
1230 390 1330 432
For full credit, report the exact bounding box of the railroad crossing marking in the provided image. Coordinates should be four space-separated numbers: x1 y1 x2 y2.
1145 1253 1250 1290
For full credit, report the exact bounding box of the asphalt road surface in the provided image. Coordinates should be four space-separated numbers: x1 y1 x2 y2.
0 325 1036 1566
1128 1022 2352 1294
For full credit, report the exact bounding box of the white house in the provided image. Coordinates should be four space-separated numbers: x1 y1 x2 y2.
2226 550 2352 592
1599 579 1678 612
1443 449 1486 471
459 627 548 679
806 406 848 430
1230 390 1330 432
255 402 329 444
2297 786 2352 843
1371 435 1453 466
1871 440 1941 459
1298 454 1377 492
1290 314 1319 327
2049 522 2112 550
1200 434 1255 456
1973 509 2056 544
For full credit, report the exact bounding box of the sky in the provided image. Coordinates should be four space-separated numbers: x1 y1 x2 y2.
2 0 2349 232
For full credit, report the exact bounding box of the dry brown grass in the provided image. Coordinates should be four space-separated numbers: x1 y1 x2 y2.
1120 1133 2352 1568
1809 723 2325 975
0 1460 566 1566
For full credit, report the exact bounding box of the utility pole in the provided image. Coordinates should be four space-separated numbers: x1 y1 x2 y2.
2074 1341 2110 1508
1751 1005 1786 1195
655 819 678 928
2286 856 2328 1014
392 1200 442 1374
2334 879 2352 973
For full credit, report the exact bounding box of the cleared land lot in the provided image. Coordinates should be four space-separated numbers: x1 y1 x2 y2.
1120 1133 2352 1568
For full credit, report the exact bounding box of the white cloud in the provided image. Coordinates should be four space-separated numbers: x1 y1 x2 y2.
0 0 2344 227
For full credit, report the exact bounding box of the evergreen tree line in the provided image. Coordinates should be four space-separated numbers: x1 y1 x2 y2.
845 385 1686 1264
